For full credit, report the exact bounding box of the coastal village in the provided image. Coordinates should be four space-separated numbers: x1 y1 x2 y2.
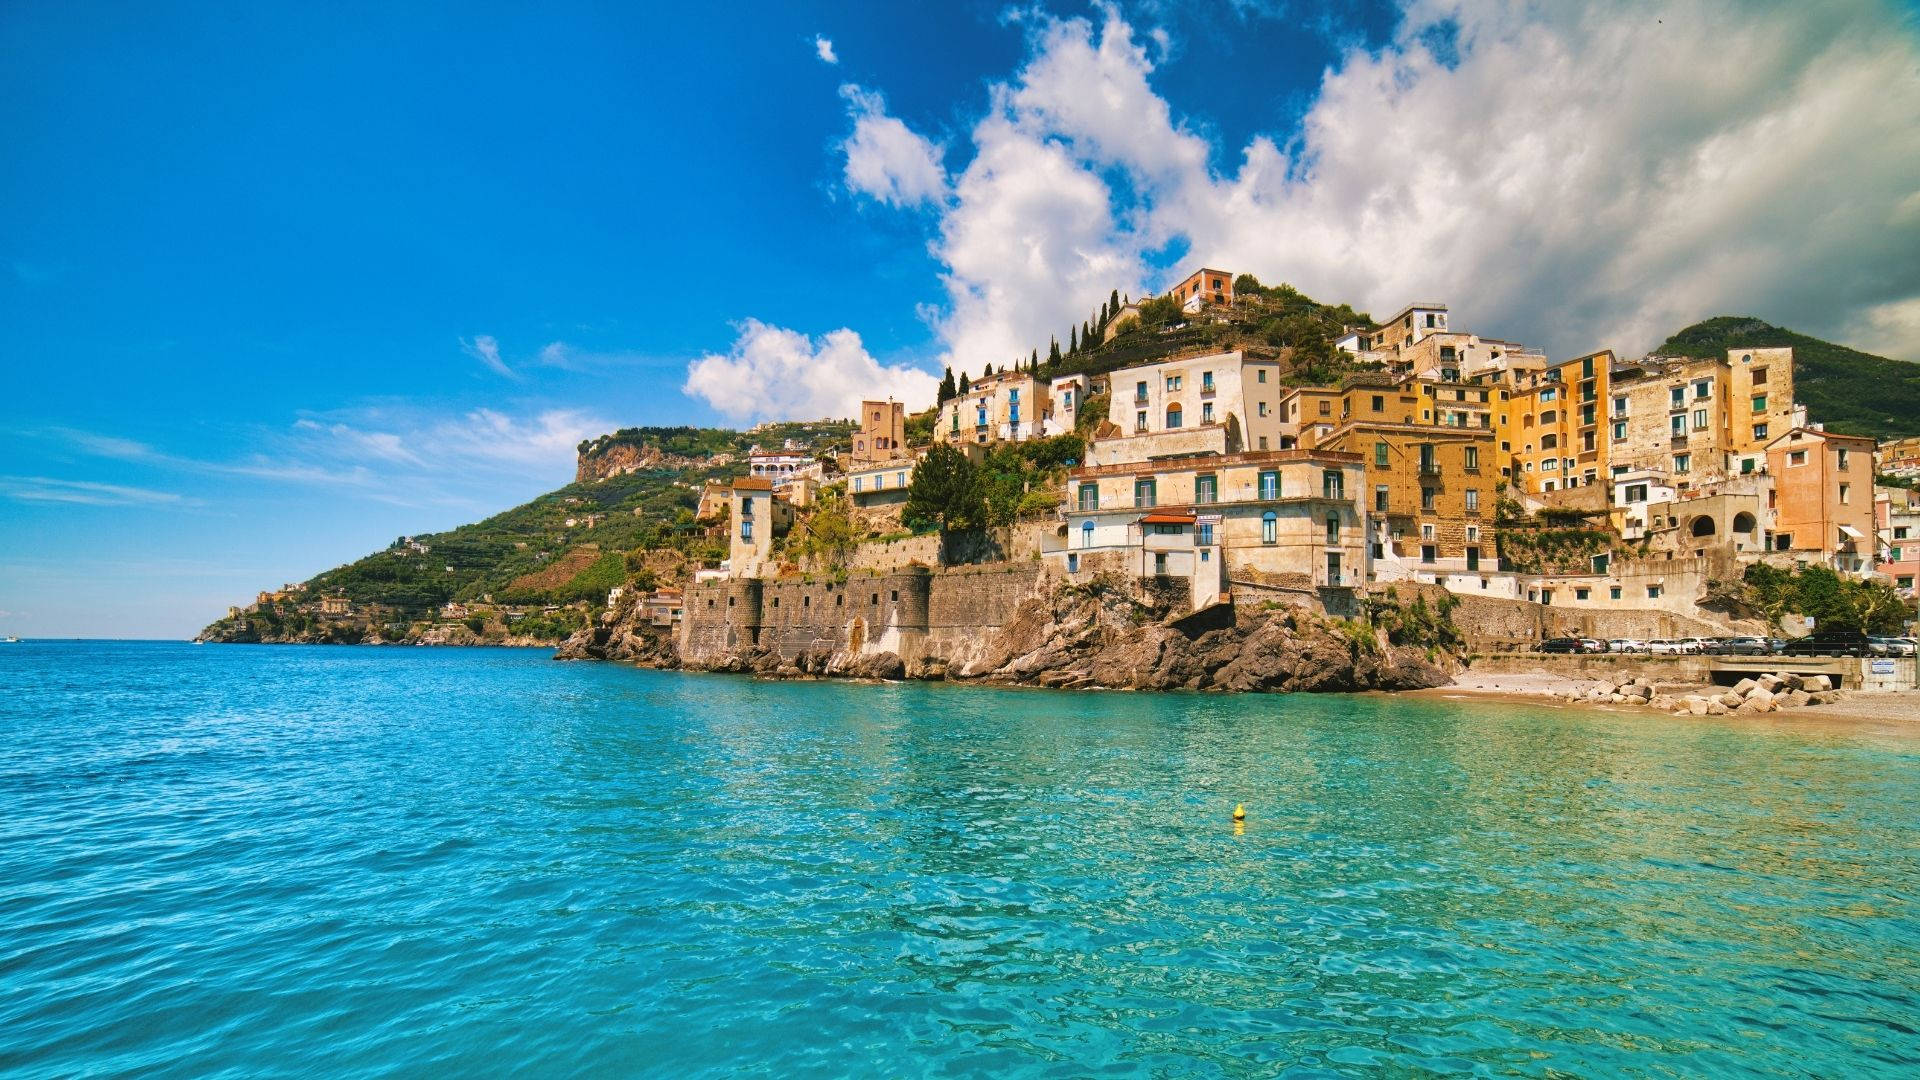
211 265 1920 701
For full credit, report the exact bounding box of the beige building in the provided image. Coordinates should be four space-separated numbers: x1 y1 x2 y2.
1059 448 1368 595
1765 427 1876 574
847 454 917 508
936 369 1049 446
1360 302 1450 356
851 400 906 463
1605 348 1795 491
1099 350 1288 456
727 477 793 578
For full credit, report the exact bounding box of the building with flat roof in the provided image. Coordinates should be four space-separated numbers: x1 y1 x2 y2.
852 400 906 463
1765 426 1876 575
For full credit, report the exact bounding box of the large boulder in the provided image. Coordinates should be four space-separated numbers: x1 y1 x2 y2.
1804 674 1833 692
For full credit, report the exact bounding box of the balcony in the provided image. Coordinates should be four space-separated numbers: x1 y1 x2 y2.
1669 433 1689 447
1419 463 1442 476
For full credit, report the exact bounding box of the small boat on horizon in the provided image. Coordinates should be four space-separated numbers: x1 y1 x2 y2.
1 636 20 643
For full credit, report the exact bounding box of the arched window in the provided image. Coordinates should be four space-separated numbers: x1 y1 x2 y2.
1732 511 1757 535
1166 403 1183 429
1081 520 1095 548
1691 516 1717 537
1262 511 1278 545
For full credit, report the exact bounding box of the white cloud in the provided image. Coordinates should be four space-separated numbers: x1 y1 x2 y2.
814 35 838 64
848 1 1920 367
683 319 938 422
0 476 190 507
839 85 949 208
461 334 517 378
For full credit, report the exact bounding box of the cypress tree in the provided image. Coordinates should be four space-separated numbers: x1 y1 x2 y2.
1049 337 1061 366
1030 348 1039 371
1110 288 1120 317
1069 325 1078 355
958 371 970 394
938 367 957 404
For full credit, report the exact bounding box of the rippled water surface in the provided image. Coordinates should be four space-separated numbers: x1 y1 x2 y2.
3 642 1918 1077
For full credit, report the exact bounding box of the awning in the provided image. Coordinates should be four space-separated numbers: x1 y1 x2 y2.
1139 511 1196 525
1839 524 1866 540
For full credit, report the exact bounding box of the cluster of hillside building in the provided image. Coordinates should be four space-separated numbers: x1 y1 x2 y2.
702 265 1919 631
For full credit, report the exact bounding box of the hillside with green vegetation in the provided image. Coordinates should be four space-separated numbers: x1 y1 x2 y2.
201 422 853 642
1656 316 1920 439
935 274 1377 403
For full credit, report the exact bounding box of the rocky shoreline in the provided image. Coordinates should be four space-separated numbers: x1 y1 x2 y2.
557 575 1455 694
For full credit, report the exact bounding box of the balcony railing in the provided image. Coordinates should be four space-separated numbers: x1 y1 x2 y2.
1419 463 1442 476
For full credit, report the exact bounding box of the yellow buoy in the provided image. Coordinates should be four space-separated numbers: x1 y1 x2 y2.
1232 803 1246 822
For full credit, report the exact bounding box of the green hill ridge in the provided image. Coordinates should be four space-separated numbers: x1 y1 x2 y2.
1655 316 1920 440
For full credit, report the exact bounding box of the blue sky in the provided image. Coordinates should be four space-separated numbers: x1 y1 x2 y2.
4 1 1919 638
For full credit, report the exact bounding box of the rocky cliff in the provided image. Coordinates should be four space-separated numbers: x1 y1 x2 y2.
559 571 1453 694
575 440 669 483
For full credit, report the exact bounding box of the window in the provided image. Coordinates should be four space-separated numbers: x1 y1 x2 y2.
1258 470 1279 500
1134 478 1156 508
1421 487 1437 511
1081 521 1094 547
1776 533 1793 550
1374 441 1390 467
1897 527 1911 540
1610 586 1622 600
1692 409 1707 430
1837 449 1851 470
1466 525 1479 541
1201 371 1214 392
1201 402 1214 424
873 475 885 491
1751 366 1767 385
1674 453 1691 474
1464 446 1479 470
1612 395 1627 416
1613 421 1627 442
1752 423 1768 441
1078 483 1099 511
1166 374 1182 391
1067 553 1079 573
1646 585 1662 599
1581 403 1596 426
1372 395 1385 411
1693 379 1711 399
1135 380 1148 403
1839 483 1850 504
1319 400 1331 416
740 520 753 541
1375 485 1389 512
1542 409 1558 424
1670 387 1685 408
1541 434 1558 450
1421 544 1436 564
1261 512 1277 544
897 472 907 487
853 477 863 492
1166 403 1183 429
1670 415 1686 436
1198 522 1214 545
1322 470 1344 500
1576 588 1590 601
1257 369 1267 383
1136 410 1148 432
1421 523 1435 540
1788 450 1807 466
1325 514 1340 545
1194 474 1217 504
1465 488 1479 513
1752 394 1767 413
1257 401 1270 417
1625 483 1648 503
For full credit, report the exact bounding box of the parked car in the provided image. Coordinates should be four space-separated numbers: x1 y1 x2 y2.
1647 639 1692 655
1718 636 1770 656
1679 637 1719 654
1608 638 1648 653
1540 637 1593 654
1578 638 1605 653
1868 636 1916 657
1781 629 1871 657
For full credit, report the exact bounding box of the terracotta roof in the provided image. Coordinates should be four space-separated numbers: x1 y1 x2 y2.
732 477 774 491
1140 511 1197 524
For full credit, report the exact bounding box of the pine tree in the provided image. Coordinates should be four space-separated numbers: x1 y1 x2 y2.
1030 348 1038 371
1069 325 1078 355
1110 288 1120 317
1049 337 1061 366
1083 320 1092 348
938 367 957 405
958 371 970 395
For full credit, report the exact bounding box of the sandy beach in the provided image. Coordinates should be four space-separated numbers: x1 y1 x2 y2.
1412 671 1920 730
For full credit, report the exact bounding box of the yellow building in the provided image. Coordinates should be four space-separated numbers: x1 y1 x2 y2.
936 369 1049 446
1493 349 1614 494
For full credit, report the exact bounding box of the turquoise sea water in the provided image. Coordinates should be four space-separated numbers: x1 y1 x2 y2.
2 642 1917 1077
